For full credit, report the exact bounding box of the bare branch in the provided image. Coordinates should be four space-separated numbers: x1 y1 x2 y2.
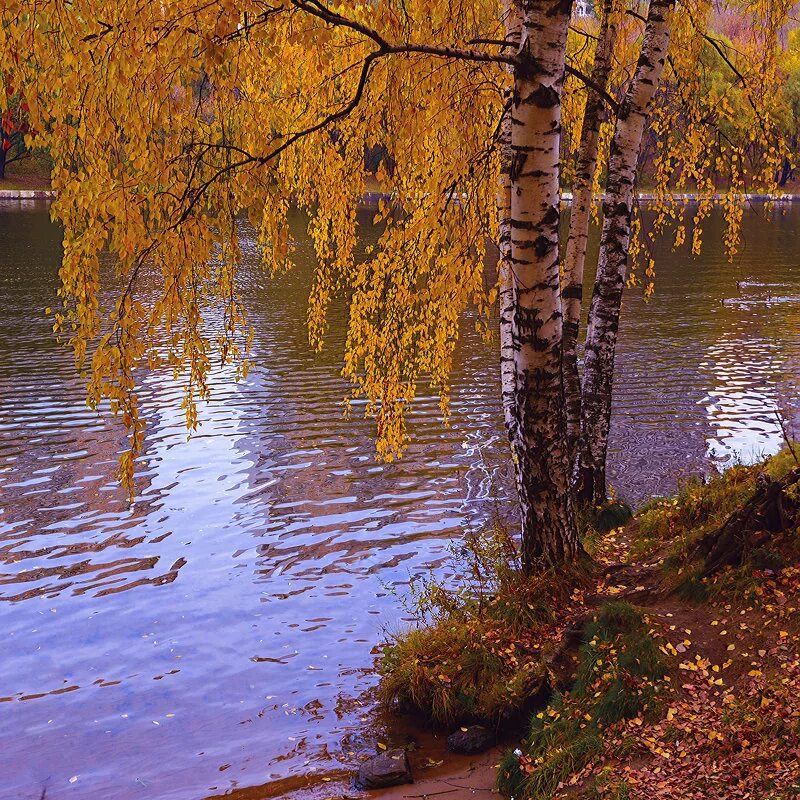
290 0 517 67
566 64 620 114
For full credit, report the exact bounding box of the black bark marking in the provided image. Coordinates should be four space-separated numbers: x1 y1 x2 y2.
528 84 560 109
542 205 559 226
509 151 527 182
534 234 555 258
510 219 536 230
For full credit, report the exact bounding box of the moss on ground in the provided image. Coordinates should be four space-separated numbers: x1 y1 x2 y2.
635 447 800 600
498 447 800 799
635 448 797 562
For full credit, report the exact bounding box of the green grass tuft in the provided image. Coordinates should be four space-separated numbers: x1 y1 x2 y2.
749 546 787 573
632 447 799 587
673 575 710 603
594 500 634 533
636 448 798 559
378 520 588 726
496 746 527 799
498 602 669 799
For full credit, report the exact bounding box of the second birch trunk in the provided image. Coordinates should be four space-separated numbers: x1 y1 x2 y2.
562 0 617 464
577 0 675 506
499 2 522 443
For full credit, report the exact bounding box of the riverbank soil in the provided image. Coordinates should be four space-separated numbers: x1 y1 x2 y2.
367 453 800 799
375 744 502 800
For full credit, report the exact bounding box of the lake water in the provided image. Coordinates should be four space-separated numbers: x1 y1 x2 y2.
1 201 799 799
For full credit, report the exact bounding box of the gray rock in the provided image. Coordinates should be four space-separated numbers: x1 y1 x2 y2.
446 725 494 755
356 748 413 790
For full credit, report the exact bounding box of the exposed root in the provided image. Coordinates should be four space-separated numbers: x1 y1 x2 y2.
693 467 800 577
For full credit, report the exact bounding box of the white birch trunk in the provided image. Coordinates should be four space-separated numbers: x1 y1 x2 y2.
562 0 617 464
577 0 675 506
510 0 582 569
499 2 522 442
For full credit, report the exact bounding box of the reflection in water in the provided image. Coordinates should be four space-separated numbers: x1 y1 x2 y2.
702 277 800 464
703 335 788 463
0 200 798 799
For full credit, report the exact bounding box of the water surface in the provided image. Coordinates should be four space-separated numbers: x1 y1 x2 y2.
1 201 798 799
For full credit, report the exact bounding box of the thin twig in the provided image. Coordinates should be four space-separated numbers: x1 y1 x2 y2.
775 410 799 465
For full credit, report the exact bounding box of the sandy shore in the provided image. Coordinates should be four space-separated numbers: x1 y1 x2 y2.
375 745 503 800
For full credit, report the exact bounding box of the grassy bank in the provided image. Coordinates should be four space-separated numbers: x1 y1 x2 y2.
0 151 52 191
378 521 591 726
377 449 800 798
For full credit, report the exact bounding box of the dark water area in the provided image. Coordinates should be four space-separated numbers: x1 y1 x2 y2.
1 200 798 799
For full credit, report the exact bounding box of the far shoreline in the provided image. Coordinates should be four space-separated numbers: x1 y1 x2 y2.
3 186 800 205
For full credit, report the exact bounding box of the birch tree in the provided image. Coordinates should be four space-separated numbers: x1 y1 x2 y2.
508 0 585 566
498 3 523 444
0 0 593 568
573 0 793 506
0 0 791 569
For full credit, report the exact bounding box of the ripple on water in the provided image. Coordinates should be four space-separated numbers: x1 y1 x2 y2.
0 204 798 799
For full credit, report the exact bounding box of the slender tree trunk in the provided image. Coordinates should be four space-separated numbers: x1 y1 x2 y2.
562 0 617 464
778 140 795 186
499 2 522 443
510 0 583 570
0 140 6 180
577 0 675 506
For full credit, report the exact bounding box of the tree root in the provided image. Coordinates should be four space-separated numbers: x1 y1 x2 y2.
693 467 800 578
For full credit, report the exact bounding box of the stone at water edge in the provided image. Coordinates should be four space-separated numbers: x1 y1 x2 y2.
446 725 494 755
355 749 413 789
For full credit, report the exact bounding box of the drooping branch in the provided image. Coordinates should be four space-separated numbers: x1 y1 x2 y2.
166 0 618 233
173 48 383 226
629 5 750 90
168 0 522 228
